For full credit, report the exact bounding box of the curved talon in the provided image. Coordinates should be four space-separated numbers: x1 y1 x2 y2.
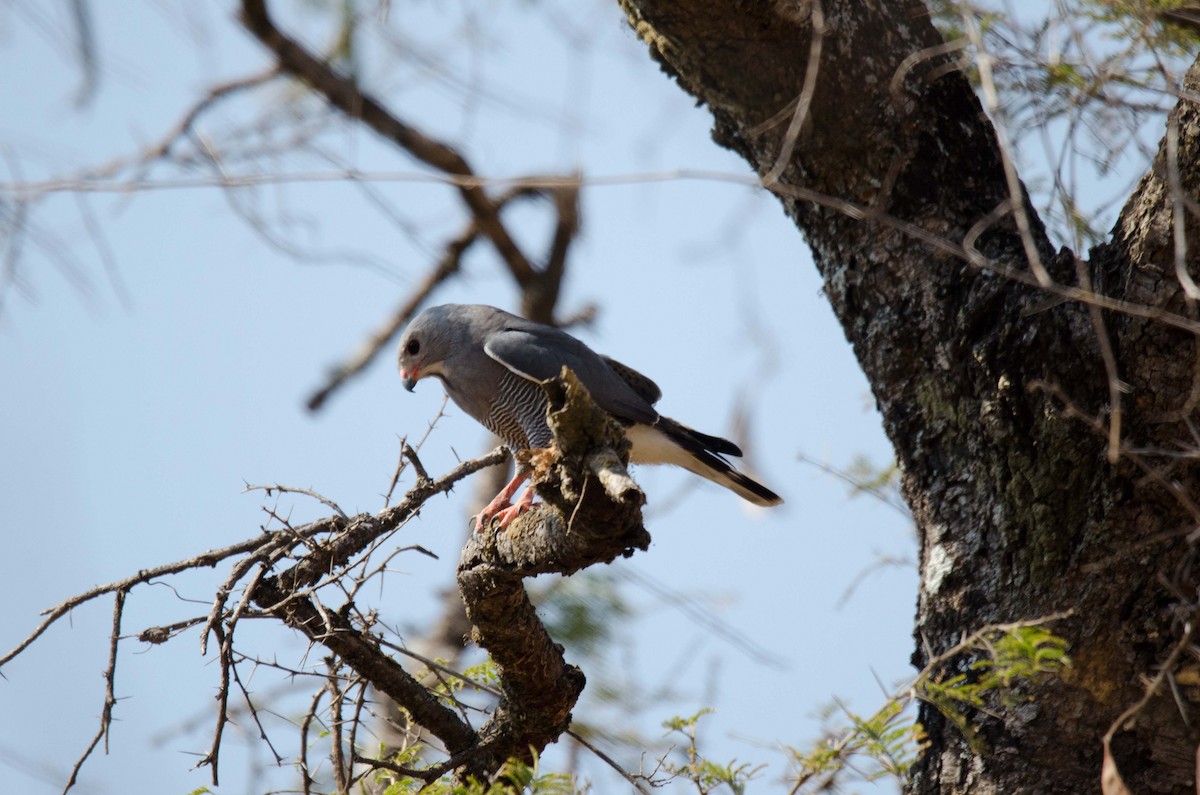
474 470 536 533
477 486 537 533
492 487 537 530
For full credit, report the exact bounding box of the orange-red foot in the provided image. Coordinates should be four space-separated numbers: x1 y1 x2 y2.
475 470 536 532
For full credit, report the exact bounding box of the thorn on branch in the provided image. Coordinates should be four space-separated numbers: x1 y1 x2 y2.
244 482 347 519
402 442 431 484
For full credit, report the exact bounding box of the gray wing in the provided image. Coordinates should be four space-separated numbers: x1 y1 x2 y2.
600 355 662 406
482 326 660 426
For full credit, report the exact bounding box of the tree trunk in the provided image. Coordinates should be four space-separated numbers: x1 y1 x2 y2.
616 0 1200 791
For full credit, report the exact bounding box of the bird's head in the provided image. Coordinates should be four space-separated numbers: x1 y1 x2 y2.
397 305 471 392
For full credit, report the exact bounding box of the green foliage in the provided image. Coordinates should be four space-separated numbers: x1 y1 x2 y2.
424 656 500 711
1084 0 1200 50
843 699 924 781
920 624 1071 751
974 624 1072 689
375 750 579 795
844 455 903 502
461 658 501 689
789 699 924 793
787 622 1070 793
921 1 1200 247
661 710 764 795
532 571 632 657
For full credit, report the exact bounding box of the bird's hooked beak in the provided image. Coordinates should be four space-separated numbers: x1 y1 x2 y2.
401 366 419 392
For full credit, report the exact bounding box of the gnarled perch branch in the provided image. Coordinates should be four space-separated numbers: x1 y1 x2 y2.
456 368 649 777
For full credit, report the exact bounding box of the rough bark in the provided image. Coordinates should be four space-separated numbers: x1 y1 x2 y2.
617 0 1200 792
452 369 648 777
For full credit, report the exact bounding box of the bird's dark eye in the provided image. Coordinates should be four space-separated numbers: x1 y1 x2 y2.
405 339 420 356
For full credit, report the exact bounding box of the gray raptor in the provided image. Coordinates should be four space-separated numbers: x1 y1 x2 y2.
397 304 782 529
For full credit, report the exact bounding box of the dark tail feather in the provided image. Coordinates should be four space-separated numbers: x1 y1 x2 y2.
689 448 783 506
651 417 782 507
656 416 743 457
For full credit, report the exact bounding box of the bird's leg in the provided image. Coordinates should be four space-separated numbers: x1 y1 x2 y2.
489 484 537 531
476 469 535 532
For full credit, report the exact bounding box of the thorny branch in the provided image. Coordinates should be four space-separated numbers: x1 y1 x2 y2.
0 533 287 668
6 366 655 790
1 448 507 792
62 589 124 795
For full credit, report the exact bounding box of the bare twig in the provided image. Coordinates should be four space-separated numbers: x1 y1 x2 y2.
202 551 279 656
298 686 325 795
147 70 280 163
66 0 97 107
1031 380 1200 523
237 0 535 287
1072 256 1124 463
305 226 475 412
402 443 431 484
758 0 826 186
346 674 370 792
0 532 284 668
1166 116 1200 300
888 37 969 113
524 183 580 322
567 729 654 795
1102 607 1200 782
73 192 131 310
327 657 349 792
961 11 1052 286
62 589 125 795
243 483 348 519
795 452 910 517
199 617 232 784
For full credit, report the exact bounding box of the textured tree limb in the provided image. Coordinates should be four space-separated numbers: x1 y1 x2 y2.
613 1 1200 792
456 369 649 778
251 579 483 755
242 450 510 768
